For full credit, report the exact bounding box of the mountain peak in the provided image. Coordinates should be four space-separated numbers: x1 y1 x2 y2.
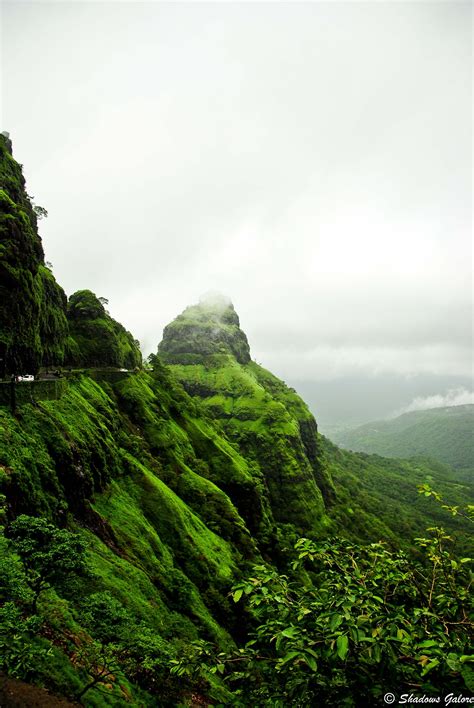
158 294 251 364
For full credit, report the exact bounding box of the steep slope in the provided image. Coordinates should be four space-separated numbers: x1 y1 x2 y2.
66 290 142 369
333 404 474 482
0 369 259 704
0 134 68 375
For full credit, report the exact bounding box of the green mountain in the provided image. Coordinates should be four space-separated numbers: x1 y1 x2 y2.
0 136 472 706
333 404 474 482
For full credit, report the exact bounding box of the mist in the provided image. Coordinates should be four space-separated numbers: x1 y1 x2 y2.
1 0 471 425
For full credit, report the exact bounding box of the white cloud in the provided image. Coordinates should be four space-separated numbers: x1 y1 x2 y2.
394 388 474 415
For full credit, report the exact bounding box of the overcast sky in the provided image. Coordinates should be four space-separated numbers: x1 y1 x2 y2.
1 2 472 402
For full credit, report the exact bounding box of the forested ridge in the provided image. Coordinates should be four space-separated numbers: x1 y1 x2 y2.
0 134 472 706
333 405 474 484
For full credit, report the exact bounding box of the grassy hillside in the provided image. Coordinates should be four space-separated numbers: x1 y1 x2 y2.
2 366 471 704
333 404 474 482
319 436 472 549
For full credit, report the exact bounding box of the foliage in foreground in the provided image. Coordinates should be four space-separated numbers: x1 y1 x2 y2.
172 490 474 706
0 481 473 707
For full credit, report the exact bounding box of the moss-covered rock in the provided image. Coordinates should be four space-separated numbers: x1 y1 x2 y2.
66 290 142 369
0 135 68 375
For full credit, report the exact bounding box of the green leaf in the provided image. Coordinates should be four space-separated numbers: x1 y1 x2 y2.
304 653 317 671
336 634 349 660
232 589 243 603
279 651 300 665
329 614 343 631
461 665 474 692
281 626 298 639
421 658 440 676
418 640 438 648
447 653 461 672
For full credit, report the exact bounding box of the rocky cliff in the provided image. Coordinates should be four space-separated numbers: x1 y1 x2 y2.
0 134 68 374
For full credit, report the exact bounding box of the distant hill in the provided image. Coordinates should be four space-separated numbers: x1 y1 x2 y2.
332 404 474 481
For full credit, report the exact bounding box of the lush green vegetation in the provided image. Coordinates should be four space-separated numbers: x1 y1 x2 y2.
319 436 472 553
333 405 474 483
0 372 246 705
0 137 138 376
1 357 470 704
0 142 472 705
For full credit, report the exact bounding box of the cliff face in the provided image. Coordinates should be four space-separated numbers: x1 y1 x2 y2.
158 296 335 536
0 135 68 374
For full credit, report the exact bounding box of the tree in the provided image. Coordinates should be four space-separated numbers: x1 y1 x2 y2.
171 500 474 706
74 591 190 703
7 515 87 612
32 205 48 220
74 639 123 700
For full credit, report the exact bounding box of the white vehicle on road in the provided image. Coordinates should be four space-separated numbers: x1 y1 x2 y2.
17 374 34 382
